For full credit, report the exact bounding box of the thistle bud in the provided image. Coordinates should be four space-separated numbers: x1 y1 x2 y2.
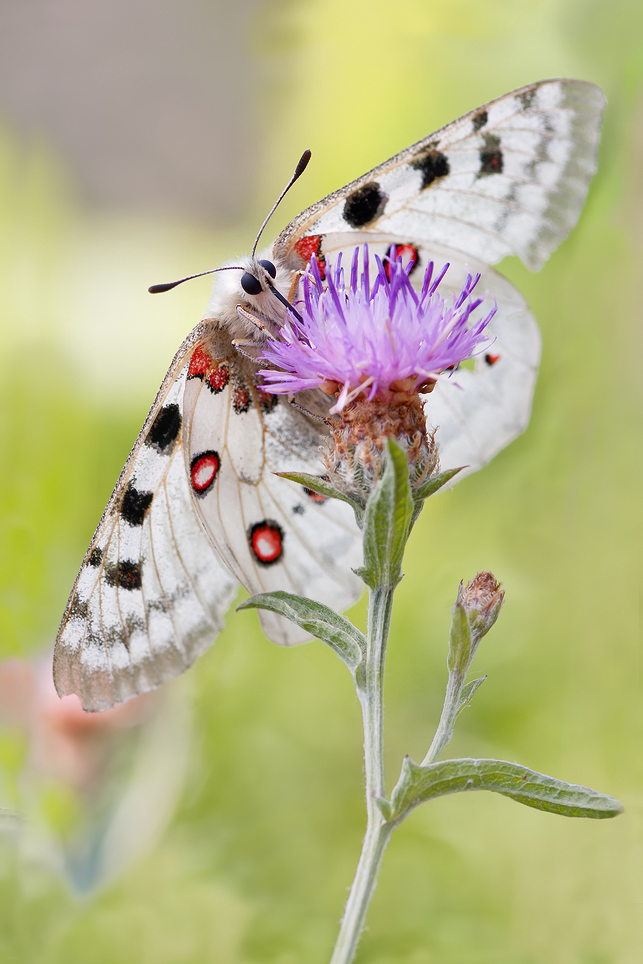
457 571 504 651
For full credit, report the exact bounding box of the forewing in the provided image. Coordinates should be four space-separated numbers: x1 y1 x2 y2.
54 325 239 711
275 79 604 272
182 332 363 646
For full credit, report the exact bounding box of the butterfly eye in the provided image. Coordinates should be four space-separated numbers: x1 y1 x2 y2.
241 273 263 296
258 259 277 279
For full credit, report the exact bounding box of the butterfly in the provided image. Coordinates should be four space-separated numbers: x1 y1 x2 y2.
54 79 605 711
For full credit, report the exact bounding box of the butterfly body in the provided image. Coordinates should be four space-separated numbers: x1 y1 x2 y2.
55 79 605 710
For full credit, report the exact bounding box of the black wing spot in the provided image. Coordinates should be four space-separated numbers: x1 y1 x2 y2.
411 150 450 189
519 89 537 110
479 133 503 176
88 547 103 567
343 182 388 228
70 597 89 620
146 403 181 453
105 560 142 591
121 483 154 527
472 109 488 132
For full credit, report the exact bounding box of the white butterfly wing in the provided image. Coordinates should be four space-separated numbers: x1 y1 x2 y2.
54 327 239 711
182 332 362 645
275 79 605 272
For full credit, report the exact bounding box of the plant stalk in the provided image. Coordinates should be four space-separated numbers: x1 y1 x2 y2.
329 586 395 964
422 669 465 765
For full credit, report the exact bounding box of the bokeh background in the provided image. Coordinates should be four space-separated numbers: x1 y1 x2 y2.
1 0 641 961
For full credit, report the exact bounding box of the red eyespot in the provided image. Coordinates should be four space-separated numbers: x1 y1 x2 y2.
294 235 321 261
188 346 214 379
294 235 326 280
485 353 500 366
257 387 279 413
303 486 328 504
207 365 229 394
190 451 220 497
384 244 419 281
233 386 251 414
248 521 284 565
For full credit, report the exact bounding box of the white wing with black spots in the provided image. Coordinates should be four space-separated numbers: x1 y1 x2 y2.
54 330 238 711
275 80 605 272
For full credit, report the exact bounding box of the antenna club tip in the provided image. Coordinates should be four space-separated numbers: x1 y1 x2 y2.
149 282 178 294
295 149 312 178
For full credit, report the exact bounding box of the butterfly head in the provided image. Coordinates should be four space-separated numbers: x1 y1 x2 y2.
205 248 294 340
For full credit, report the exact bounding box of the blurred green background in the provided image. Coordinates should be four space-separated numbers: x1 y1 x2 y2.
0 0 641 961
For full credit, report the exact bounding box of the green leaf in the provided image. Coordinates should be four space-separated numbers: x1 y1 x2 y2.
358 439 413 589
237 591 364 672
374 797 392 821
275 472 363 513
413 466 465 502
447 602 472 674
456 676 487 717
389 757 624 822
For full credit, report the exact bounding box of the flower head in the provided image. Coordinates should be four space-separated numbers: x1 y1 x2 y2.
458 571 505 650
258 245 495 412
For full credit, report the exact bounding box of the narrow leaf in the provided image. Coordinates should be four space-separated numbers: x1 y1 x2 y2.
447 602 472 674
456 676 487 717
238 591 364 672
275 472 363 512
390 757 623 822
414 466 465 502
360 439 413 588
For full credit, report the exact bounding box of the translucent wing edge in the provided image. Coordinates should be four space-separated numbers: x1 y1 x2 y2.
524 81 606 270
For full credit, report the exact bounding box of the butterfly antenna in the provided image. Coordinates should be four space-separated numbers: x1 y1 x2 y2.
251 150 312 258
149 151 311 294
148 265 246 294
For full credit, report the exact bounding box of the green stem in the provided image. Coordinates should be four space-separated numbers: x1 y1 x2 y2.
422 670 465 765
329 587 395 964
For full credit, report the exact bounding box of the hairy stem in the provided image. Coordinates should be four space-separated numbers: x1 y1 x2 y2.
329 587 395 964
422 670 465 765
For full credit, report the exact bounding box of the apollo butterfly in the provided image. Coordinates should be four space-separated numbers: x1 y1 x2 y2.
54 79 605 710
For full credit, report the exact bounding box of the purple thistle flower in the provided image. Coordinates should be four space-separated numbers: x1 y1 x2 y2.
257 245 496 412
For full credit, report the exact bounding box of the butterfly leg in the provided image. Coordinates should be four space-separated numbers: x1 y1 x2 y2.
287 269 304 304
235 304 280 339
231 338 265 362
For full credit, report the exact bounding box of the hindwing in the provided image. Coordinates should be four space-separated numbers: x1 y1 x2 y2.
182 331 363 645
